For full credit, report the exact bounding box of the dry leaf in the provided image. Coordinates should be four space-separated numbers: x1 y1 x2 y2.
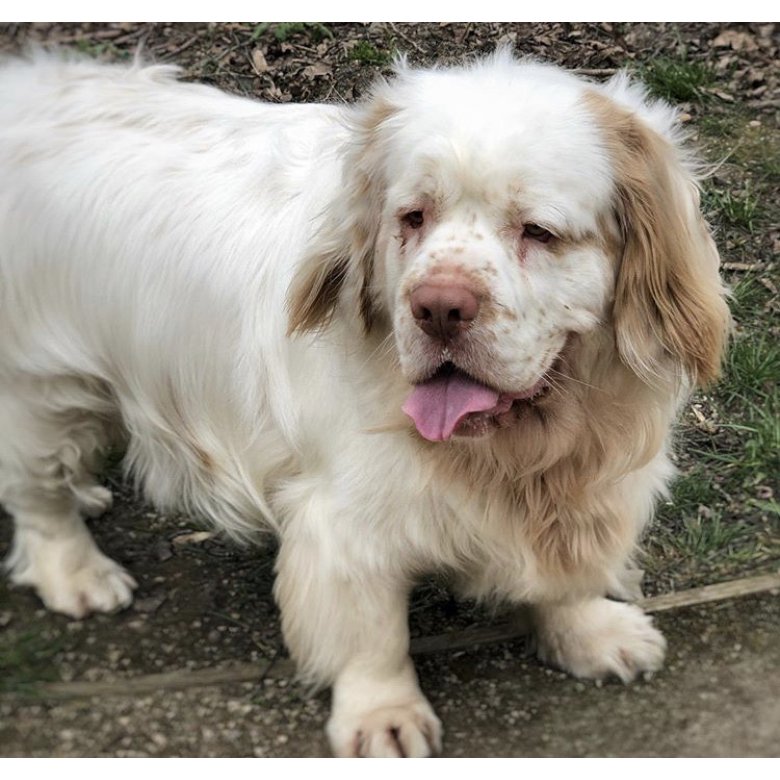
690 404 718 433
707 88 735 103
303 62 332 79
252 49 269 74
712 30 759 52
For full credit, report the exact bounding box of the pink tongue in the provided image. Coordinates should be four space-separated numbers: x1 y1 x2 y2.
402 373 500 442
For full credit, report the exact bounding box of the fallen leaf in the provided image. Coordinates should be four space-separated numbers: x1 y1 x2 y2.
252 48 269 74
690 403 718 433
706 88 735 103
303 62 332 79
712 30 759 52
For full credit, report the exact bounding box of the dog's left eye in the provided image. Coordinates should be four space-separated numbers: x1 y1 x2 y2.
523 223 554 243
402 210 425 229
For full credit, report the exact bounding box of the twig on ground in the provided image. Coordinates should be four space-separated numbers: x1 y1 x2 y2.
49 28 125 44
389 23 426 55
161 35 200 61
722 262 762 271
574 68 618 76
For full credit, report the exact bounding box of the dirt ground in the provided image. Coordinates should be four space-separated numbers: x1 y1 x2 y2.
0 22 778 758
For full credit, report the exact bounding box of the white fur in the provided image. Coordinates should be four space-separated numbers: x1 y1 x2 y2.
0 50 726 757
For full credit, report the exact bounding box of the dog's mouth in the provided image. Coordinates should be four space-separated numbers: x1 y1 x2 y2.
402 362 551 442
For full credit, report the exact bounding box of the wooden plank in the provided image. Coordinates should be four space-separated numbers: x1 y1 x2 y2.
639 572 780 613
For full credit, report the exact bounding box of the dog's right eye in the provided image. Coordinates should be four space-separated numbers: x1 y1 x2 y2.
402 210 425 229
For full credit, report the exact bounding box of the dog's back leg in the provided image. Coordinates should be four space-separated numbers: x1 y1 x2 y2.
0 375 136 618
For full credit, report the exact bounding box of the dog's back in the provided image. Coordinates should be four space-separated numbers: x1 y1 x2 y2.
0 53 348 552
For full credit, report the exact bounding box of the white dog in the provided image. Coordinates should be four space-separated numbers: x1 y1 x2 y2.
0 49 729 757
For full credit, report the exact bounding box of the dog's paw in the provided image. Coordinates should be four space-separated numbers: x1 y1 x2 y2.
535 598 666 683
9 532 137 619
78 485 114 518
328 698 442 758
40 554 137 619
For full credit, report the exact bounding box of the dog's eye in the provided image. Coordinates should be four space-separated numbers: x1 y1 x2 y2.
523 223 553 243
402 210 425 229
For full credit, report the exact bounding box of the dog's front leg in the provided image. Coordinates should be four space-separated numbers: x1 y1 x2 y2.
274 534 441 758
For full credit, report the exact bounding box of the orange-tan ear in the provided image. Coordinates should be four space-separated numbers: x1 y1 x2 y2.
286 249 350 336
585 90 731 389
286 92 398 337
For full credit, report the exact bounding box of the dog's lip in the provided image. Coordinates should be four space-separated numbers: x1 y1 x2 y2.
420 361 550 400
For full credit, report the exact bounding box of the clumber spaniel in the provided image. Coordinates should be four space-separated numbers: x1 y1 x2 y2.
0 49 729 756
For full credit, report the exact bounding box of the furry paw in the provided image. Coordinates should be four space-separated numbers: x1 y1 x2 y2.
78 484 114 518
534 597 666 683
8 529 137 619
328 698 442 758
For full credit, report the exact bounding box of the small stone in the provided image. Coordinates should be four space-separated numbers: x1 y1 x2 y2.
133 593 167 614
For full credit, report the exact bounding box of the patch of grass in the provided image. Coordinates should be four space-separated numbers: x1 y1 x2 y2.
649 311 780 585
659 469 719 520
350 41 391 66
703 120 780 179
712 404 780 477
727 275 772 328
713 332 780 482
720 334 780 403
702 182 762 233
638 57 714 102
676 511 754 560
0 630 63 695
74 40 128 60
647 507 760 583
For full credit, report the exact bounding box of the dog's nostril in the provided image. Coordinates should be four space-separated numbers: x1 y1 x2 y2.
410 283 480 341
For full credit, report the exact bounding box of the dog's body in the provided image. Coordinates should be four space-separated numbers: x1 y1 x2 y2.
0 51 729 756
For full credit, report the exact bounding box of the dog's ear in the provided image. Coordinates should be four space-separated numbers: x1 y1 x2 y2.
287 90 399 336
585 88 731 389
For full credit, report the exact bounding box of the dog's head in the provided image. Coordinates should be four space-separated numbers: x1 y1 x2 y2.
289 52 730 443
